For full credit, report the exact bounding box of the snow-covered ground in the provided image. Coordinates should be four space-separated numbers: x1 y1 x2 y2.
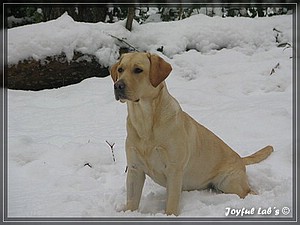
7 13 293 219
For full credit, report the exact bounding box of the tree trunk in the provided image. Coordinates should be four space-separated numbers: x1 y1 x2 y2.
125 7 135 31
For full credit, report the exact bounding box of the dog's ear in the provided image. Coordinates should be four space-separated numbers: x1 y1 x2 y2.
148 53 172 88
110 61 119 83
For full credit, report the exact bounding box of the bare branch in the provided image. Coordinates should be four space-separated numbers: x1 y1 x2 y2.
270 62 280 76
104 32 138 52
106 140 116 162
84 162 92 168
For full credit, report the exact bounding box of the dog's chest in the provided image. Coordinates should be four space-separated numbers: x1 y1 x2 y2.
133 143 168 187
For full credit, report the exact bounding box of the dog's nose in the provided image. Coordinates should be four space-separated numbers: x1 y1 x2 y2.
114 80 126 90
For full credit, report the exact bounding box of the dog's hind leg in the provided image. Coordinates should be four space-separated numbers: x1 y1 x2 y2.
215 170 252 198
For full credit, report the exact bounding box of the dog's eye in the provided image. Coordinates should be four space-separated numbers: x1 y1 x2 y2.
134 68 143 74
118 68 124 73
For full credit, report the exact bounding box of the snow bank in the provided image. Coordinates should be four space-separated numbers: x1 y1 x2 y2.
8 12 128 67
8 12 292 66
7 13 293 219
130 14 292 57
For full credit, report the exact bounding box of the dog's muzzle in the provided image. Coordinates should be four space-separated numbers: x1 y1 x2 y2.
114 80 126 101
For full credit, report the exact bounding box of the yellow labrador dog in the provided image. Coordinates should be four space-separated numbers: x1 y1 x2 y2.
110 52 273 216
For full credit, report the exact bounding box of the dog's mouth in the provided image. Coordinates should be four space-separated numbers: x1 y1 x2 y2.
118 98 140 103
115 93 126 101
115 92 139 103
114 90 127 102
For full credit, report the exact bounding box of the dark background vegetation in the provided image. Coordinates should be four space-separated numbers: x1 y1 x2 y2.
4 4 294 28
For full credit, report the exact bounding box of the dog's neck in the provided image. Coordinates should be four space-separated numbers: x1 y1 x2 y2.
126 82 181 140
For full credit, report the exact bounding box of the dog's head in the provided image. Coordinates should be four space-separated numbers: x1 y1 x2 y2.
110 52 172 103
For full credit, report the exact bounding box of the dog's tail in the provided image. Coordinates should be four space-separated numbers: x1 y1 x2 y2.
242 145 274 166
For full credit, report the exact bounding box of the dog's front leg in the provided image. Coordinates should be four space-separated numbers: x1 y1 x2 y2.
165 167 183 216
126 165 145 212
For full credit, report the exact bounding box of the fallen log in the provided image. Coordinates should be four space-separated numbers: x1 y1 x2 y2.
6 51 110 91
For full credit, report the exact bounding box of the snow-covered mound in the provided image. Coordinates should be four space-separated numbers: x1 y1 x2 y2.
7 13 293 219
8 12 292 66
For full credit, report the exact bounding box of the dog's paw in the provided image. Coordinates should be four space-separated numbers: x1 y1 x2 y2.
115 203 127 213
116 203 139 214
165 209 179 216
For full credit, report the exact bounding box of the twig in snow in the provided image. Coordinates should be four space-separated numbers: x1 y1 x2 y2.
282 43 292 51
273 28 282 33
106 140 116 162
277 42 291 48
270 62 280 76
104 32 138 52
273 28 282 44
84 162 92 168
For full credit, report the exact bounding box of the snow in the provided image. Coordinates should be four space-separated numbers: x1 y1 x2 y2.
7 12 293 219
8 12 292 66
